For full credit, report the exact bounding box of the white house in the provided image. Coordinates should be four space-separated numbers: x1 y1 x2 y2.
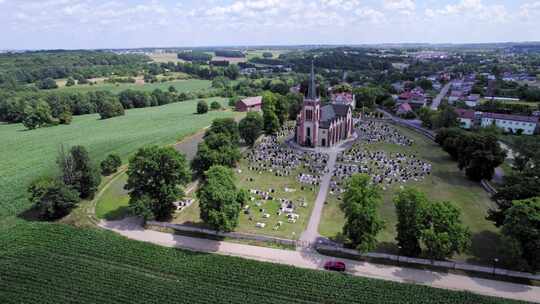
481 113 538 135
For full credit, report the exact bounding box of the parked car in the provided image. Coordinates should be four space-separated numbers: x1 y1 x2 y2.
324 261 346 272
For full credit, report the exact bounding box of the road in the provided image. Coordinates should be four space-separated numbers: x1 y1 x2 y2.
431 81 452 110
100 218 540 303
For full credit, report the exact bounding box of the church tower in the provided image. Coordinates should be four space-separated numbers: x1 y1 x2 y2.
297 61 320 147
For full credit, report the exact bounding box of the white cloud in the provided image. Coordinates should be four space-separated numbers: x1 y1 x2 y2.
424 0 508 22
383 0 415 11
520 1 540 17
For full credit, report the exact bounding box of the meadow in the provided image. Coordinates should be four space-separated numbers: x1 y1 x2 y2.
0 222 526 304
51 79 212 94
319 125 501 265
0 97 232 218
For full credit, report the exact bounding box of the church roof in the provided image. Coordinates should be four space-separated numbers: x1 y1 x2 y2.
320 104 350 128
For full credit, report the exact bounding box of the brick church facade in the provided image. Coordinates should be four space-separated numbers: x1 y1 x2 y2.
295 63 354 148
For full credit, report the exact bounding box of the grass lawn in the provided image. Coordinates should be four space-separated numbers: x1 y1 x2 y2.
319 125 502 265
50 79 212 94
0 97 234 219
95 174 130 220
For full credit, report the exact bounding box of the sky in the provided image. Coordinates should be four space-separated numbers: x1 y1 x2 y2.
0 0 539 50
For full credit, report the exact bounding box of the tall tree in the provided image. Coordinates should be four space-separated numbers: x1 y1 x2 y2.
125 146 190 220
191 133 241 176
340 174 385 253
239 112 263 146
394 188 428 257
198 165 246 232
204 118 240 144
70 146 101 199
262 92 280 134
420 202 470 260
501 197 540 272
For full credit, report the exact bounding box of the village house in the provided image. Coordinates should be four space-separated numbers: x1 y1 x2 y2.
481 112 539 135
397 87 427 109
455 109 539 135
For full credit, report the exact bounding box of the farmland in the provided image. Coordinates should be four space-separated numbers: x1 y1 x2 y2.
0 97 233 218
52 79 211 94
319 125 501 264
0 222 526 304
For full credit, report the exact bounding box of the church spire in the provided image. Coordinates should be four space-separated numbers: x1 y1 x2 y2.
307 60 317 100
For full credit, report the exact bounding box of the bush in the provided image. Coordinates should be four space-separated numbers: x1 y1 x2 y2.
37 78 59 90
58 111 72 125
100 154 122 176
99 100 125 120
197 100 209 114
28 176 80 220
210 101 222 110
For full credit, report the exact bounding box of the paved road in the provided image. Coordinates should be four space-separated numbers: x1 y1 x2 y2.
299 149 337 245
431 82 452 110
100 218 540 303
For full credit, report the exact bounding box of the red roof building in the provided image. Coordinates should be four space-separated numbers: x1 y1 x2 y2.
236 96 262 112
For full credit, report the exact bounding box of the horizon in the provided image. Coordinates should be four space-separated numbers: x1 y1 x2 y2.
1 0 540 50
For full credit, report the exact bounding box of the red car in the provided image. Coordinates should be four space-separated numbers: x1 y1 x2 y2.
324 261 346 272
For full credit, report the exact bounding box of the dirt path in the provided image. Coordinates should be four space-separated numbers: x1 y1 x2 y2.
100 217 540 303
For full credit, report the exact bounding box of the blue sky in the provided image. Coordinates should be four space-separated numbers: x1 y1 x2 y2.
0 0 539 49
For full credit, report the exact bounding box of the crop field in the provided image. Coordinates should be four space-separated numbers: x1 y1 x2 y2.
0 222 526 304
319 125 501 264
0 97 233 219
51 79 211 94
149 52 186 63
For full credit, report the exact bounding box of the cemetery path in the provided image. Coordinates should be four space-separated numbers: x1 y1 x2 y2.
100 217 540 303
299 148 338 245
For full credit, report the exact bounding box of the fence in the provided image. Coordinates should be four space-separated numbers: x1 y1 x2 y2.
147 221 296 247
316 245 540 281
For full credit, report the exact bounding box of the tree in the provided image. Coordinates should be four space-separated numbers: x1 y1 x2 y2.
98 99 125 119
69 146 101 199
420 202 470 260
125 146 190 221
501 197 540 272
205 118 240 144
394 188 428 257
239 112 263 146
262 92 280 134
417 79 433 91
197 100 208 114
191 133 241 176
100 153 122 176
198 165 246 232
37 78 59 90
168 85 177 93
28 176 80 220
340 174 384 253
210 101 222 110
432 105 459 129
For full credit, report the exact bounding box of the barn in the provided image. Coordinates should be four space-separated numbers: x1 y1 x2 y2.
236 96 263 112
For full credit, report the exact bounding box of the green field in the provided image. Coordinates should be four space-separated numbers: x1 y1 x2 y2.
0 97 232 218
0 222 526 304
51 79 212 94
95 174 130 220
319 125 501 265
246 50 288 60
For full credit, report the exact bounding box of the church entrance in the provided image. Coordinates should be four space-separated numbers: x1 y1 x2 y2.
322 139 326 147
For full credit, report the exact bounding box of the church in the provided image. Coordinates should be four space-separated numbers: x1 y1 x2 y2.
295 63 354 148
